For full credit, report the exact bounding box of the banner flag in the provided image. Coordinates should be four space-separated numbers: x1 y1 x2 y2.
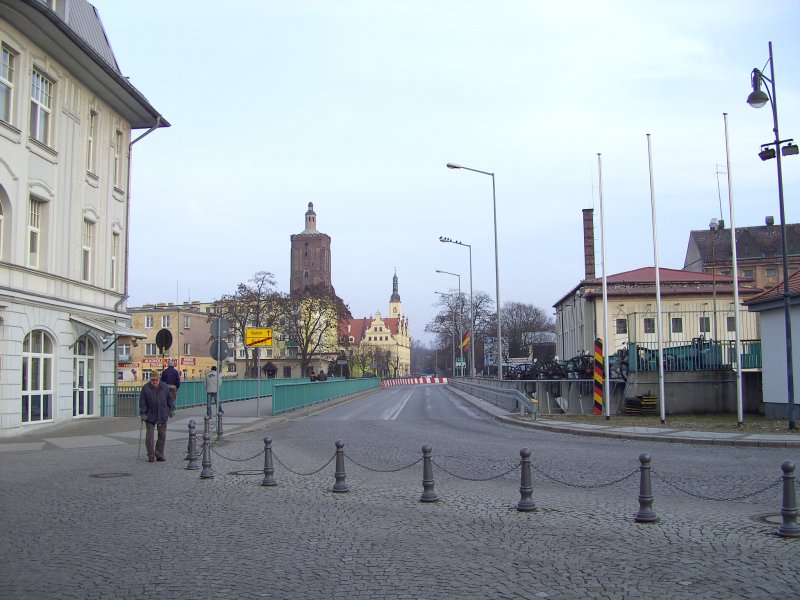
461 331 471 351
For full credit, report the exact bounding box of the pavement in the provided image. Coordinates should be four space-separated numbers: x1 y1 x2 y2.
1 384 798 451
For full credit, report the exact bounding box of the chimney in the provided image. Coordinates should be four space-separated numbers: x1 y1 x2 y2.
766 215 775 226
582 208 596 280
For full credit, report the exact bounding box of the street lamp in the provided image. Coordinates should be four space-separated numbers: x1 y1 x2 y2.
446 162 503 380
440 236 475 377
434 291 456 377
436 269 463 376
747 41 798 430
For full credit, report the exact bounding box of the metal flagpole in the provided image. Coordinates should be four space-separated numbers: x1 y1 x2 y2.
598 153 611 420
724 113 744 426
647 134 667 424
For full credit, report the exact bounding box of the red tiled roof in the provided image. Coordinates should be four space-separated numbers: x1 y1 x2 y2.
587 267 734 285
746 269 800 304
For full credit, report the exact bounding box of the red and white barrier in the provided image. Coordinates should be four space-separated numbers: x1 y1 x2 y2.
381 377 449 387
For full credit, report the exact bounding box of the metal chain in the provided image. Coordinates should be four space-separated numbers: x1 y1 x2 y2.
652 471 781 502
209 445 265 463
272 451 336 476
531 463 639 489
431 459 521 482
344 452 422 473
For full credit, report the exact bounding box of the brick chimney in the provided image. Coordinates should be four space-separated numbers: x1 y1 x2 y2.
582 208 595 280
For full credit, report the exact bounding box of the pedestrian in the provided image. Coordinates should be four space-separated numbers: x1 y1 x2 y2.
161 360 181 404
205 365 223 417
139 370 175 462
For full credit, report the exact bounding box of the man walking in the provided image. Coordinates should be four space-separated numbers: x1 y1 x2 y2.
161 360 181 404
205 365 222 417
139 370 175 462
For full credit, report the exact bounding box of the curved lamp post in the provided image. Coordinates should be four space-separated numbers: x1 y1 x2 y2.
440 237 475 377
436 269 463 376
446 162 503 380
748 42 798 430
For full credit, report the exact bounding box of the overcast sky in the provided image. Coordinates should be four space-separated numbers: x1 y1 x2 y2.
91 0 800 344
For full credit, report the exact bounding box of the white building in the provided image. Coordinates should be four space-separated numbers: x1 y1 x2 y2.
0 0 167 435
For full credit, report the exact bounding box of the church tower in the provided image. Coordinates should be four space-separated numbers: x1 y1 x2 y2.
290 203 333 294
389 271 402 319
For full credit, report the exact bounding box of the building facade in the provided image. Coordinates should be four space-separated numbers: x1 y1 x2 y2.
290 202 333 294
0 0 166 435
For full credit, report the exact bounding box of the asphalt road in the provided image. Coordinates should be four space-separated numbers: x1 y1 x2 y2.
1 384 799 599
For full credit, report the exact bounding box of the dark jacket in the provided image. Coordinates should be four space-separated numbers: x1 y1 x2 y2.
161 366 181 389
139 380 175 424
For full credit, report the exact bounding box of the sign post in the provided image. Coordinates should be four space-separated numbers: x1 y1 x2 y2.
245 328 273 417
210 317 230 413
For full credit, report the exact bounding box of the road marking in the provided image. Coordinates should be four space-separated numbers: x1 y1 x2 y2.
383 387 415 420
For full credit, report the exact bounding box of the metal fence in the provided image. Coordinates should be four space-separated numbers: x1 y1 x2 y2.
271 378 381 415
628 339 761 373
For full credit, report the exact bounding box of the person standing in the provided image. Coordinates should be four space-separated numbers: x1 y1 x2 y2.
161 360 181 404
205 365 222 416
139 370 175 462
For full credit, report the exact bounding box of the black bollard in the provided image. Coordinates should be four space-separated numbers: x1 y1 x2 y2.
634 452 657 523
185 420 194 461
216 410 224 441
261 436 277 487
200 416 214 479
778 460 800 538
420 445 438 503
517 448 536 512
332 439 349 493
186 420 200 471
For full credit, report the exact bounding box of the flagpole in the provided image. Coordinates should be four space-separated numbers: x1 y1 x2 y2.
598 153 611 420
647 134 667 424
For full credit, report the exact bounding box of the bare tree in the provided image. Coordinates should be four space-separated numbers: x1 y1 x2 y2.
215 271 281 377
501 301 555 358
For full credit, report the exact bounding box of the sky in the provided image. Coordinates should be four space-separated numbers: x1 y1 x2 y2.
90 0 800 344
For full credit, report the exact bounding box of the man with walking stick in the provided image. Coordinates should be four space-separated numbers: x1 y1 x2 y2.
139 370 175 462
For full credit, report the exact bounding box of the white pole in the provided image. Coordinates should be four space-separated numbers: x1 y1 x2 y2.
724 113 744 426
598 153 611 420
647 134 667 424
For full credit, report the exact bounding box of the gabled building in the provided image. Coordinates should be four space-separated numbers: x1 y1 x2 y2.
0 0 167 434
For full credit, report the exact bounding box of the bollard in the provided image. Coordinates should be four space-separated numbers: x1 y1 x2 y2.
186 420 200 471
332 439 349 493
216 410 224 441
185 420 195 461
778 460 800 538
634 452 657 523
517 448 536 512
261 436 277 487
420 445 438 503
200 416 214 479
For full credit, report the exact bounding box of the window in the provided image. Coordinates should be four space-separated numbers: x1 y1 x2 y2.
266 349 273 358
30 69 53 145
86 110 97 173
110 232 119 289
161 315 170 328
118 344 131 360
279 348 285 358
183 316 190 329
238 348 246 359
113 130 123 188
644 318 655 334
283 366 292 378
672 318 683 333
22 330 54 422
742 269 754 279
615 319 627 334
72 335 95 417
28 197 43 268
145 315 153 329
81 219 94 282
727 316 736 332
699 316 710 333
1 45 15 124
0 202 4 261
765 268 778 285
145 343 157 355
183 343 190 355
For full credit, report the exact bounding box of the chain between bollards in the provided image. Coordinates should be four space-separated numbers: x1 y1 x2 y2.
634 452 657 523
332 439 349 493
778 459 800 538
200 415 214 479
186 420 199 471
517 448 536 512
420 445 438 503
262 436 277 487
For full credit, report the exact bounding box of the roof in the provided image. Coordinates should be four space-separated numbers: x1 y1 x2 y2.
341 316 403 340
746 269 800 308
684 223 800 268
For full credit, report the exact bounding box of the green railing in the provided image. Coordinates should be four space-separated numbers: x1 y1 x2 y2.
627 340 762 373
272 378 381 415
101 378 308 417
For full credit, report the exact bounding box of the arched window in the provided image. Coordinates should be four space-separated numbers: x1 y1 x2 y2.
22 330 54 422
73 335 96 417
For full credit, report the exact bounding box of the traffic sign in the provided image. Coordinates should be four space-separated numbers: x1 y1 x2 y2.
210 317 230 338
155 328 173 352
245 327 273 347
210 340 229 361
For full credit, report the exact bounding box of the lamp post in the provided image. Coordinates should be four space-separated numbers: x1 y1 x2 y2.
437 269 463 376
446 162 503 380
440 236 475 377
434 291 456 377
747 41 798 430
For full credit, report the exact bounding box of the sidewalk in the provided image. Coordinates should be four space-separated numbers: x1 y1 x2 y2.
3 387 800 452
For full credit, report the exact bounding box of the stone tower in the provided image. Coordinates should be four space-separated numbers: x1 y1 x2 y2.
290 202 333 294
389 271 402 319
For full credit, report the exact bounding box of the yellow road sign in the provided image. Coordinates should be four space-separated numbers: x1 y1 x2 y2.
245 327 273 347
